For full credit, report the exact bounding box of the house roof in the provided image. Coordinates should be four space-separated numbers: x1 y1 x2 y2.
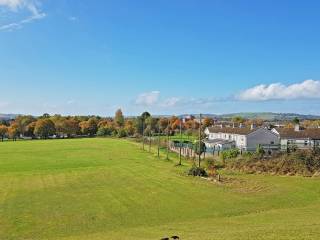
276 128 320 139
206 126 256 135
204 139 234 145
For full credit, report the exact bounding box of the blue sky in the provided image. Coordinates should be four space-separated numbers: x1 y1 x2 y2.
1 0 320 116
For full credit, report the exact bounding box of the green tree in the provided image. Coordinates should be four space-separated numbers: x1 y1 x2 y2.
193 140 206 167
293 117 300 125
141 112 151 120
232 116 245 124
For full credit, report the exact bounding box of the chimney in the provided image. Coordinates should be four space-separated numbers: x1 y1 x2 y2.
294 124 300 132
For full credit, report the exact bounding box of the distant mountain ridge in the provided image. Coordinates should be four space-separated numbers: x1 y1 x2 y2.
0 114 18 120
1 112 319 121
179 112 320 121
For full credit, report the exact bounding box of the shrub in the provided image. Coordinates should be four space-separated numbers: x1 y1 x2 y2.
221 149 240 161
225 149 320 176
117 128 127 138
188 166 208 177
97 127 113 137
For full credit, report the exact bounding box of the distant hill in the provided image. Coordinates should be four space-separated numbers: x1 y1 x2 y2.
179 112 320 121
219 112 320 120
0 114 18 120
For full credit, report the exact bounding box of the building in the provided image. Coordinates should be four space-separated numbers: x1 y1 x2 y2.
274 125 320 151
204 125 280 152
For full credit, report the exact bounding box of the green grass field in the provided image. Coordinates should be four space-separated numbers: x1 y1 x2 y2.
1 138 320 240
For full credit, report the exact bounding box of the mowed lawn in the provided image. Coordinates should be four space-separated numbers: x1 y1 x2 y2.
1 139 320 240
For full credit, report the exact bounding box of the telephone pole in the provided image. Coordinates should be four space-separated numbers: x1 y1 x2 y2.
179 118 182 165
198 113 202 167
142 120 145 150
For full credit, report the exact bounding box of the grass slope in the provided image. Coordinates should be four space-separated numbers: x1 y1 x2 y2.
0 138 320 240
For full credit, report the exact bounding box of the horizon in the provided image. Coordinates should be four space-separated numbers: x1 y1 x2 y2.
1 111 320 119
1 0 320 116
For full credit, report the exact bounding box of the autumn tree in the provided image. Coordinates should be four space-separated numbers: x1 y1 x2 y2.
8 123 19 141
0 125 8 141
79 118 98 136
171 118 181 132
63 119 80 137
115 109 125 128
25 122 36 137
15 115 36 136
125 119 135 136
34 119 56 139
159 118 169 133
203 117 214 128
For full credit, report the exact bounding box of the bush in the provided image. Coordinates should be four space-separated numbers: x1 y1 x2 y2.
225 149 320 176
188 166 208 177
221 149 240 161
117 128 127 138
97 127 113 137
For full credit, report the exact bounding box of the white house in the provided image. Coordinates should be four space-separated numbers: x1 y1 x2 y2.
204 126 280 152
273 125 320 151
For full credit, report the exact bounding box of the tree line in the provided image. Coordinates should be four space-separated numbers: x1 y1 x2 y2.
0 110 216 141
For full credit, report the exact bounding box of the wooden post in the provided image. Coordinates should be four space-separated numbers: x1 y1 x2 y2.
179 119 182 165
157 132 160 158
198 113 202 168
166 130 169 160
142 121 145 150
213 146 215 157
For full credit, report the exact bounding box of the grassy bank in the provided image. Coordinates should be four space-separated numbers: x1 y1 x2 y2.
0 138 320 239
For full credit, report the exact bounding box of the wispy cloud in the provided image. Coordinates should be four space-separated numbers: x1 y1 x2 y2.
135 91 160 106
0 0 46 31
134 91 219 110
68 16 78 22
237 79 320 101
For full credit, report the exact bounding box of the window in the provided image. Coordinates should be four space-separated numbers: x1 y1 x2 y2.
270 141 274 144
304 141 308 146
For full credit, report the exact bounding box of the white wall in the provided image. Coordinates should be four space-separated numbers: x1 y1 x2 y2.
207 132 246 149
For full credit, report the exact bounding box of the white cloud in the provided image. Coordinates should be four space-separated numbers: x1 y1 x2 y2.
0 101 10 108
134 91 219 111
237 79 320 101
68 16 78 22
0 0 46 31
67 99 76 105
160 97 180 107
135 91 160 106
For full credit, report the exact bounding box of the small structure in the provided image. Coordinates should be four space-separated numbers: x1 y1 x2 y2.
204 125 280 152
274 125 320 151
203 139 235 151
